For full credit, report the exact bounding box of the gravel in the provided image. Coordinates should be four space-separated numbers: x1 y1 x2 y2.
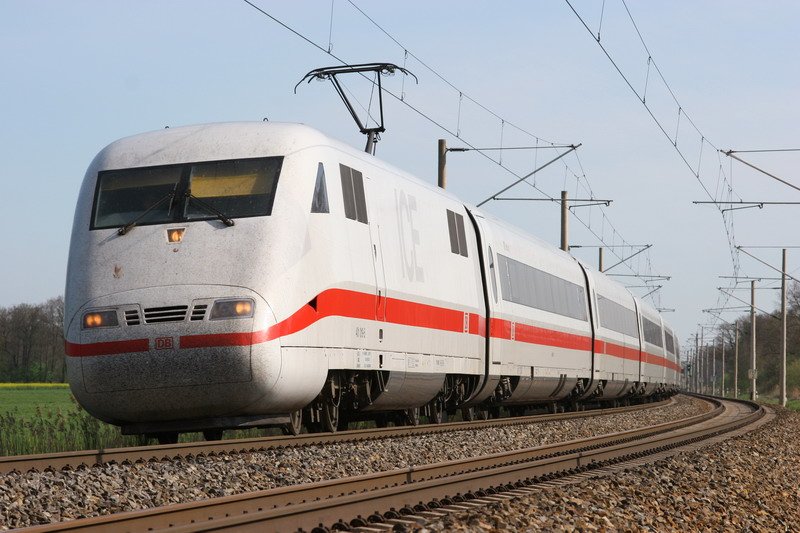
0 396 708 529
422 405 800 532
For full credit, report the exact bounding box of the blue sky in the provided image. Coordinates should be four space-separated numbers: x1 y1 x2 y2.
1 1 798 349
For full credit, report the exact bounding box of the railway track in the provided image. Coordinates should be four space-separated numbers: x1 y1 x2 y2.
1 398 671 475
16 396 767 533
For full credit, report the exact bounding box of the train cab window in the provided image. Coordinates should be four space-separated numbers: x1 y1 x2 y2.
93 166 182 228
186 158 281 220
340 164 368 224
446 209 468 257
91 156 283 230
310 163 329 213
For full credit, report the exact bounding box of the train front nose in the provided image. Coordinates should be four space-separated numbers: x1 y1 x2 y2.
65 286 281 426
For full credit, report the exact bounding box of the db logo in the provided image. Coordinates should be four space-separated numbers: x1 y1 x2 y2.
154 337 174 350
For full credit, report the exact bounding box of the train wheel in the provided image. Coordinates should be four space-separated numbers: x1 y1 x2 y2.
156 432 179 445
282 409 303 436
202 429 223 441
403 407 420 426
322 373 342 433
322 401 339 433
461 407 475 422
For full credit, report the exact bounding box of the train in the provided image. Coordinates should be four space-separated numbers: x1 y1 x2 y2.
64 122 680 442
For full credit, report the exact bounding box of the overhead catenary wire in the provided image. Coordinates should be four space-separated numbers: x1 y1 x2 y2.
340 0 666 296
563 0 732 204
242 0 667 303
563 0 746 331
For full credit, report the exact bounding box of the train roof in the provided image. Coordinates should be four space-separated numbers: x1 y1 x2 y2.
91 120 464 195
92 121 615 271
90 122 332 171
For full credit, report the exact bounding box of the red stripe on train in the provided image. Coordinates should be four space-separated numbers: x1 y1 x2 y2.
66 288 681 372
489 318 593 351
65 338 150 357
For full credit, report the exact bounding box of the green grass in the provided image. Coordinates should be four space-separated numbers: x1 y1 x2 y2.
0 384 277 456
0 385 73 419
0 383 146 456
758 396 800 411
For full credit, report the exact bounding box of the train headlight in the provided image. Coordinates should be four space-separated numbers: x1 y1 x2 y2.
82 310 119 329
167 228 186 243
210 299 254 320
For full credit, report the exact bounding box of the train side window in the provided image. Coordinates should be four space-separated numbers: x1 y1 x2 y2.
496 253 587 321
488 246 498 302
664 330 675 354
311 163 329 213
597 294 639 337
445 209 468 257
446 210 459 253
455 214 467 257
642 316 664 347
339 164 368 224
352 169 368 223
340 164 356 220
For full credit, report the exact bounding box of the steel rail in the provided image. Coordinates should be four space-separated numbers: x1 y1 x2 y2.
1 398 672 474
18 397 758 533
167 398 766 533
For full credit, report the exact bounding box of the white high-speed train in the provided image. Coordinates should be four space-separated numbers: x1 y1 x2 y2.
64 122 680 442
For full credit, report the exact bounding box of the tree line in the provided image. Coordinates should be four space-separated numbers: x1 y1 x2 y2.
0 297 66 382
702 281 800 399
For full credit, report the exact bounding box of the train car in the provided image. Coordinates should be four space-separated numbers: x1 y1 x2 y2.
663 324 681 391
584 267 642 398
65 121 678 441
637 299 675 395
470 214 594 409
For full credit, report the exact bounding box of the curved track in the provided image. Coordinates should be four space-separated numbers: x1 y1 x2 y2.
15 396 768 533
1 398 671 475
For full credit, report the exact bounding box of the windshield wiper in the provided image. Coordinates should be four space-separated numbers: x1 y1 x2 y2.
185 190 235 227
117 190 176 236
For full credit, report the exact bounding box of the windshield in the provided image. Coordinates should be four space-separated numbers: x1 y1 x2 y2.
91 157 283 230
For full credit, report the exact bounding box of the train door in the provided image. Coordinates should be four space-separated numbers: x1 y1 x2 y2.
632 299 644 387
576 264 599 395
466 212 503 367
460 209 502 404
365 176 386 321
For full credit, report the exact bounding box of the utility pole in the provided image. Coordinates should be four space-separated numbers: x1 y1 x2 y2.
712 340 717 396
694 334 699 393
437 139 447 189
750 280 757 401
780 248 787 406
699 328 705 394
598 247 604 272
734 324 739 399
561 190 569 252
721 332 726 397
